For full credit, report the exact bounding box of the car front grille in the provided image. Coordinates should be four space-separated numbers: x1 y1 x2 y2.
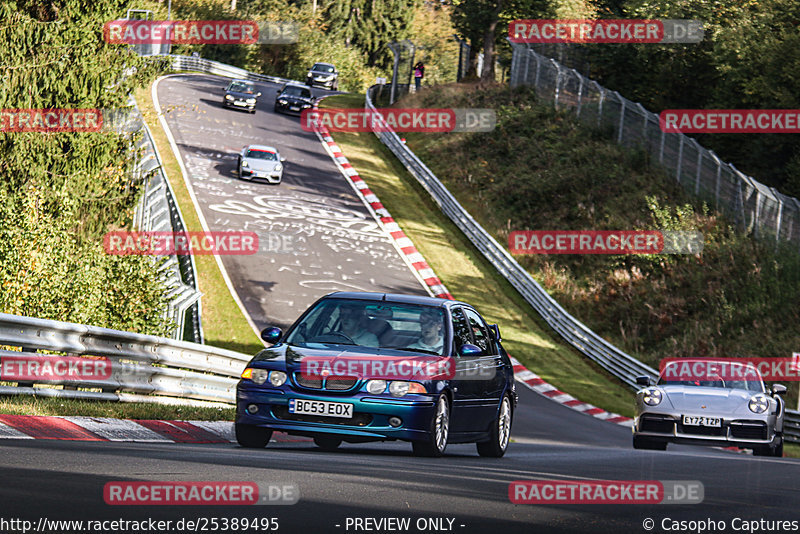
293 373 358 391
730 421 768 440
272 406 371 426
678 423 725 437
639 415 675 434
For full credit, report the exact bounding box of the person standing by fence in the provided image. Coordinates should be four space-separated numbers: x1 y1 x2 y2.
414 62 425 91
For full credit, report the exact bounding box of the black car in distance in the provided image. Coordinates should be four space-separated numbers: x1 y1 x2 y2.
223 79 261 113
274 83 315 114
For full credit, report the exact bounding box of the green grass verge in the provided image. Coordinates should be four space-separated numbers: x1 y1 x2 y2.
134 83 264 356
0 396 233 421
321 93 635 417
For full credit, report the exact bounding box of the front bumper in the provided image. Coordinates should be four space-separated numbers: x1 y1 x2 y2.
236 385 436 441
224 99 256 111
240 167 282 183
633 412 779 448
308 77 335 88
275 101 312 114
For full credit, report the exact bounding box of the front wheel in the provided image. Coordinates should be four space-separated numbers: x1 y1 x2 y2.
754 435 783 457
235 424 272 448
412 394 450 457
477 394 512 457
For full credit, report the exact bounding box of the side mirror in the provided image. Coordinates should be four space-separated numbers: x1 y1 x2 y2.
489 324 501 342
636 375 651 386
261 327 282 344
772 384 787 396
459 344 482 357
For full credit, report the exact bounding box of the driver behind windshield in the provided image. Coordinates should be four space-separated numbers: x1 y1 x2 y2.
407 309 444 354
337 304 379 348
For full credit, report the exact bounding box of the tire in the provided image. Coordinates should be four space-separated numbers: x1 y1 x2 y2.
235 424 272 448
314 436 342 451
412 394 450 457
477 394 512 457
754 436 783 457
632 435 667 450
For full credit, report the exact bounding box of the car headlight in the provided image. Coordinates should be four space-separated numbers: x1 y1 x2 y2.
749 394 770 414
241 160 249 167
225 95 233 100
246 98 256 104
278 99 288 104
269 371 287 387
274 163 282 171
241 368 269 385
388 381 427 397
642 388 662 406
307 71 313 77
366 380 387 394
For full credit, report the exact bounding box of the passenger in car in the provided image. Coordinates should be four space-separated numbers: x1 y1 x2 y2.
408 309 444 354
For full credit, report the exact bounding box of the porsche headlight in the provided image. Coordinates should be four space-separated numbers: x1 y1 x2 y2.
642 388 662 406
246 98 256 104
366 380 387 394
278 99 288 104
241 160 249 167
748 394 770 414
274 163 282 171
225 95 233 100
268 371 287 387
307 71 313 77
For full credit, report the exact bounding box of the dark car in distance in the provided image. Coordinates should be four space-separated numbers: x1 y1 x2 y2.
222 79 261 113
274 83 315 114
235 292 517 457
306 62 338 90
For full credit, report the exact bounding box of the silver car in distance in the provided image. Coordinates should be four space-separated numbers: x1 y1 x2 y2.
237 145 286 184
633 358 787 456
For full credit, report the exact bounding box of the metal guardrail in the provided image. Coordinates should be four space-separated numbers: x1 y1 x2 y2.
0 313 252 406
163 54 296 85
364 84 800 442
123 99 203 343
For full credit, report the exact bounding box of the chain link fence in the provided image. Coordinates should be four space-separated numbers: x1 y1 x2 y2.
509 42 800 248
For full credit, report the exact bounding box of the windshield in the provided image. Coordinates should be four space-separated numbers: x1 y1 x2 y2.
284 299 446 354
228 81 255 94
312 64 335 73
282 86 312 98
245 149 278 160
657 364 765 393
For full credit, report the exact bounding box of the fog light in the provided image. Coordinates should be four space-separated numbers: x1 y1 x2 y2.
388 416 402 427
246 404 259 414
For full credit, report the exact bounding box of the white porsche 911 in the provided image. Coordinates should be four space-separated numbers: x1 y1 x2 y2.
237 145 286 184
